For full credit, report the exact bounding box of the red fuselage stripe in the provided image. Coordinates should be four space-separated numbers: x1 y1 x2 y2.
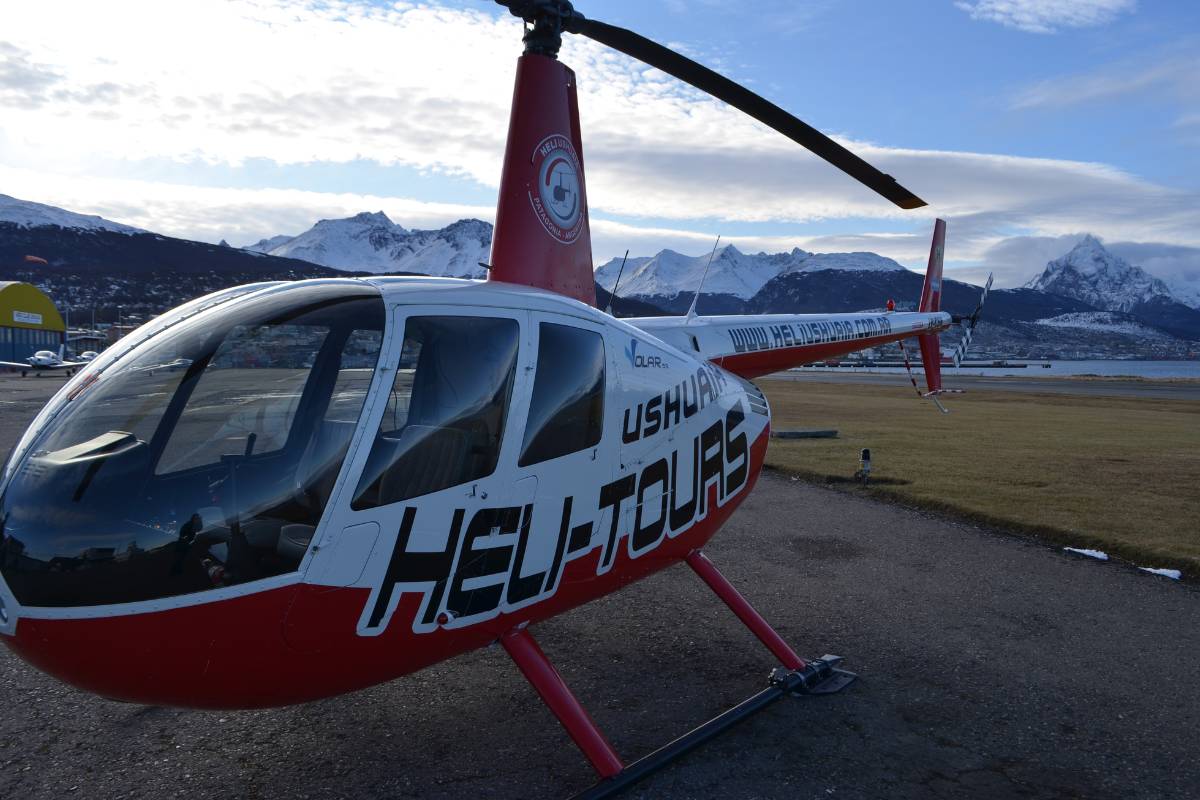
3 429 770 709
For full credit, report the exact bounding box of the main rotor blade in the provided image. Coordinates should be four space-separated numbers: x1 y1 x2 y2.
567 17 926 210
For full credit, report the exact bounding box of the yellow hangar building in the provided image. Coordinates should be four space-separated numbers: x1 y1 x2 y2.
0 281 66 364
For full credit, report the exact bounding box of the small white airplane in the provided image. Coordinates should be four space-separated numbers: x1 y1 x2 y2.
0 345 87 377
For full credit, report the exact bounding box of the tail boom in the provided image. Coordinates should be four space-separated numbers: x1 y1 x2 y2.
627 219 956 386
631 311 952 380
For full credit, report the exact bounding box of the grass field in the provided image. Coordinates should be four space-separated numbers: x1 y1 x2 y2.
759 377 1200 575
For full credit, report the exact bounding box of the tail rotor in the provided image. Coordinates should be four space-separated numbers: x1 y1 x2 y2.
949 273 993 367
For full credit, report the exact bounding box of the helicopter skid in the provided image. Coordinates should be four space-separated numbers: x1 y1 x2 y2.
503 553 856 800
563 658 857 800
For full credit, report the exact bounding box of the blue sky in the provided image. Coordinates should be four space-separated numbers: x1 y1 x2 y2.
2 0 1198 291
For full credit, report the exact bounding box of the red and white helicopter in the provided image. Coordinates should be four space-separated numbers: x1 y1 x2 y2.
0 2 984 795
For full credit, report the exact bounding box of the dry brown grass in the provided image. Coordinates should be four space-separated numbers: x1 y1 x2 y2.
759 377 1200 574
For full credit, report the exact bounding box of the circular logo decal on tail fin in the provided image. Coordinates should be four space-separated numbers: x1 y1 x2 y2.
529 134 584 244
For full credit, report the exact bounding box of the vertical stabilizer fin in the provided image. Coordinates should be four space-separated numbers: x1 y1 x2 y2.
918 218 946 313
917 218 947 403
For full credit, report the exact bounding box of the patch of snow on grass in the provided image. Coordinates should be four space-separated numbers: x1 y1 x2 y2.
1138 567 1182 580
1064 547 1109 560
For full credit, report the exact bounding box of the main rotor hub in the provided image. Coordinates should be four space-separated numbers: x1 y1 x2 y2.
494 0 926 208
498 0 583 58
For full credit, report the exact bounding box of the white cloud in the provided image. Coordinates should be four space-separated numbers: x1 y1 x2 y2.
7 163 1198 294
1012 51 1199 110
1 0 1197 292
0 165 492 245
955 0 1136 34
1008 44 1200 151
0 163 923 264
2 1 1190 229
973 233 1087 285
1107 240 1200 305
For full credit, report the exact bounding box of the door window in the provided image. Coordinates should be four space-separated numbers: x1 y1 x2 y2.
352 316 520 509
518 322 605 467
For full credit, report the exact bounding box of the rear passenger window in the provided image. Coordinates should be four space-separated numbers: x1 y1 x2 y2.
352 316 519 509
519 323 605 467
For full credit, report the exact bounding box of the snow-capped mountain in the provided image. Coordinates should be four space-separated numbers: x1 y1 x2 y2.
246 212 491 278
248 234 293 253
0 193 144 235
1026 235 1174 313
787 250 907 275
0 193 341 281
594 245 801 301
594 244 906 302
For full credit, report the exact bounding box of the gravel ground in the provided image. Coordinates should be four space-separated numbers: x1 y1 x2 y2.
2 374 1197 800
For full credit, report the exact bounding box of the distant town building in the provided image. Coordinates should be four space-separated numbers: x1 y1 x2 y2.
0 281 66 363
105 324 141 346
67 328 107 354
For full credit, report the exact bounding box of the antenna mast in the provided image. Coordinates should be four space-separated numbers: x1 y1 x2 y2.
686 236 721 319
604 249 630 315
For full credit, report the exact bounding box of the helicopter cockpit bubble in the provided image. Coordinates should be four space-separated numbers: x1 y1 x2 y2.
2 281 282 488
0 282 385 608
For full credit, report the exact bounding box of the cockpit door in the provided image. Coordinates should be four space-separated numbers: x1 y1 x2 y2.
498 312 618 603
286 305 533 650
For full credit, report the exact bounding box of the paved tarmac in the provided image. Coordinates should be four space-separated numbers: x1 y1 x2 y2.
1 374 1198 799
764 371 1200 400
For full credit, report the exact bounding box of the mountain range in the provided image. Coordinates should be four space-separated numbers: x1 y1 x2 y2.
594 244 906 302
0 194 652 321
1 192 1197 354
246 211 491 278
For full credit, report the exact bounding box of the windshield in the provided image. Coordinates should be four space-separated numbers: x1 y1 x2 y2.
3 282 278 485
0 282 384 607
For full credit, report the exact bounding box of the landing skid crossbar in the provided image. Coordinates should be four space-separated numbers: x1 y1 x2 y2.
569 655 856 800
503 550 857 799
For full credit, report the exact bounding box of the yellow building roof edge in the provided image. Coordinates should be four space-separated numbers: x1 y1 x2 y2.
0 281 67 332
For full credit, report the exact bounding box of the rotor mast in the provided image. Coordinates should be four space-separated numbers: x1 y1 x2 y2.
488 1 597 306
489 0 928 305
